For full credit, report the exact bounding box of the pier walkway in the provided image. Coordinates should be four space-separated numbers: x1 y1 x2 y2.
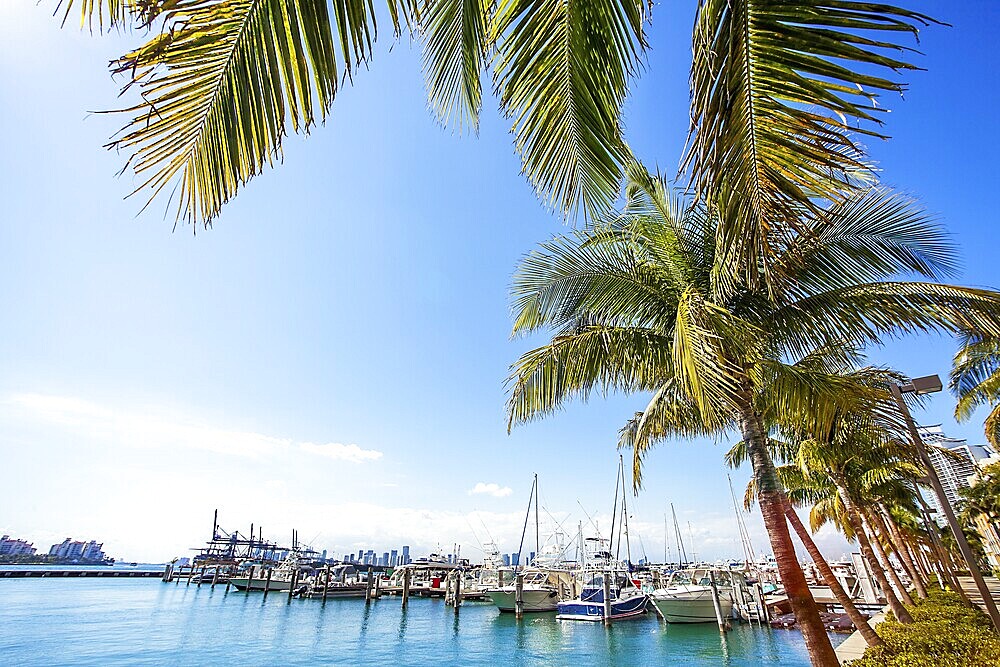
0 568 163 578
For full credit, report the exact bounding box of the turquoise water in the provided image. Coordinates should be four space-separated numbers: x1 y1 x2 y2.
0 579 843 665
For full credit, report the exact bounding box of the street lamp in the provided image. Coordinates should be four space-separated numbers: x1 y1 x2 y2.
890 374 1000 632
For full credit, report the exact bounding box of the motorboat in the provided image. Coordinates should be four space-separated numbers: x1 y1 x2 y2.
556 570 648 622
650 567 745 623
486 568 577 612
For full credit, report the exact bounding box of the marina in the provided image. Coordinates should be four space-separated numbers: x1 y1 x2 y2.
0 577 843 666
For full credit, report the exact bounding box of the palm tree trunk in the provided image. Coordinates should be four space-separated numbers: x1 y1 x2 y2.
834 481 913 623
877 506 927 599
861 507 915 607
784 502 884 648
740 405 839 667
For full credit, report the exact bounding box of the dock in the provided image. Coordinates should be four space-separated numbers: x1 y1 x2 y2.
0 568 163 578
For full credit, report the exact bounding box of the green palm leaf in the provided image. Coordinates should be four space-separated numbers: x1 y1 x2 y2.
108 0 414 225
506 324 672 430
420 0 490 132
491 0 647 219
53 0 144 31
686 0 935 283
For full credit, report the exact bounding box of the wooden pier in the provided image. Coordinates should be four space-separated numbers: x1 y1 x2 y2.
0 568 162 578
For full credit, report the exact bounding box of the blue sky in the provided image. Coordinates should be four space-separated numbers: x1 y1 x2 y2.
1 1 998 563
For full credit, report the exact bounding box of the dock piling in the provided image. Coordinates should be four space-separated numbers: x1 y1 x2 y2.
401 568 411 609
287 569 297 602
197 566 205 587
708 571 729 632
322 565 330 603
454 573 462 614
602 573 612 626
365 567 374 603
263 568 273 599
515 573 525 620
245 566 255 597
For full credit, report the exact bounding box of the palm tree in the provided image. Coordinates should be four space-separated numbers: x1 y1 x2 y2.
53 1 935 226
951 335 1000 447
728 434 886 648
781 430 920 623
506 168 1000 666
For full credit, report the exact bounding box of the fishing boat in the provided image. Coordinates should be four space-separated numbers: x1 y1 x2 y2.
556 570 648 621
650 567 745 623
487 568 577 612
229 551 313 592
556 457 648 622
300 564 370 598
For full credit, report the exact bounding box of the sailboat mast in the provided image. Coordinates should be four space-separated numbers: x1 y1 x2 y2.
610 457 621 560
534 473 540 564
671 504 688 567
620 456 631 564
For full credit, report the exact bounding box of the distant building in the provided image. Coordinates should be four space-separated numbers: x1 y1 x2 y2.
390 549 398 567
502 554 510 567
920 425 997 523
49 538 107 562
401 546 410 565
511 552 520 566
357 549 364 563
0 535 36 557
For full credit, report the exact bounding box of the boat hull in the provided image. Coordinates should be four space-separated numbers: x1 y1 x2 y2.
487 587 560 613
556 593 648 622
651 594 734 623
228 577 293 592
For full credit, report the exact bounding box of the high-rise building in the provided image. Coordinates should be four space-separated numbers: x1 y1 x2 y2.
511 552 519 566
390 549 398 567
920 425 996 523
0 535 36 557
401 546 410 565
529 551 535 565
357 549 364 563
502 554 510 567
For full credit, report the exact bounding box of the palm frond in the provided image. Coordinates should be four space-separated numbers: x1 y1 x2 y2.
686 0 936 284
772 283 1000 359
509 231 676 335
420 0 490 132
491 0 648 219
777 187 960 296
108 0 415 225
506 324 671 430
53 0 145 31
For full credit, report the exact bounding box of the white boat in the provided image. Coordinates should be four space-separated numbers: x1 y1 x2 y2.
229 551 313 592
486 568 577 612
650 568 743 623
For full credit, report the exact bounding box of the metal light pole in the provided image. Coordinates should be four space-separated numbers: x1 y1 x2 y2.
890 375 1000 632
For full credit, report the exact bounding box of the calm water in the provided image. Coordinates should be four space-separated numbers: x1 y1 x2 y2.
0 579 844 665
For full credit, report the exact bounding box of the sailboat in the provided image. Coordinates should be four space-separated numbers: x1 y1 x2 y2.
555 458 648 622
486 474 577 613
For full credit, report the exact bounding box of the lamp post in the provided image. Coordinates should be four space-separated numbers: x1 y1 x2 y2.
890 374 1000 632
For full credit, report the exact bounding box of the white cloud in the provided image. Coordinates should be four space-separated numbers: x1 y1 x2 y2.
469 482 513 498
299 441 382 463
6 393 381 463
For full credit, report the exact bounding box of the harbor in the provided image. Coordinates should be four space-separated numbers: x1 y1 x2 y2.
0 577 841 666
